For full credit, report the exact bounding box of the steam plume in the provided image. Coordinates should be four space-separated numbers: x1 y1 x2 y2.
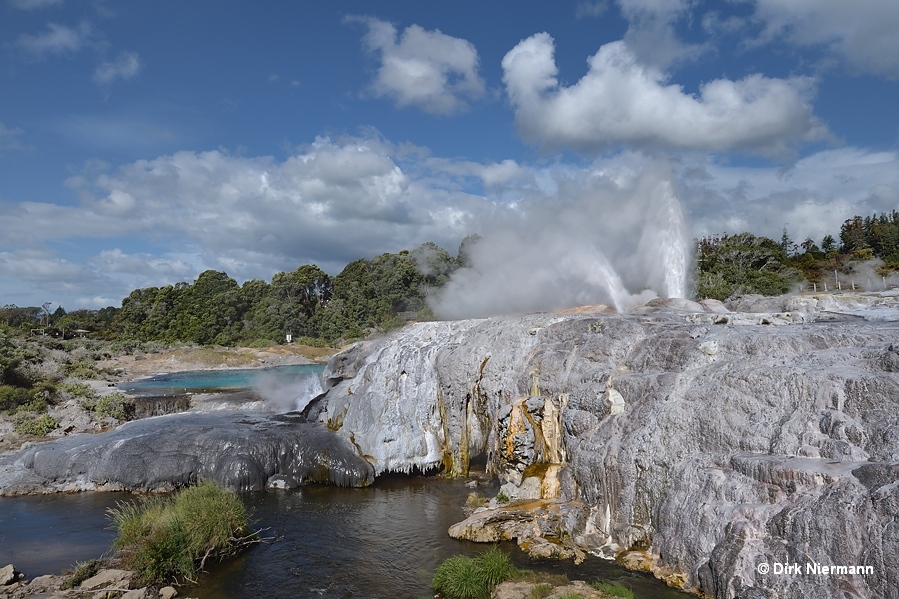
430 161 690 319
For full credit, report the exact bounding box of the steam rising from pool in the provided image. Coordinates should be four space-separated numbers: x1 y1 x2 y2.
255 371 323 412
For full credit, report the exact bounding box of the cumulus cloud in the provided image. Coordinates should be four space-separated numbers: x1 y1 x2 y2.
11 135 481 282
13 21 94 58
353 17 485 115
750 0 899 78
1 133 895 309
93 51 141 85
680 148 899 244
502 33 829 156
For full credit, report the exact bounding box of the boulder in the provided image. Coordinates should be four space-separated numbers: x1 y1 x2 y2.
0 564 19 586
79 569 132 592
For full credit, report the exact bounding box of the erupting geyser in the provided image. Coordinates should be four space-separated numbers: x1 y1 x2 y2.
430 162 691 318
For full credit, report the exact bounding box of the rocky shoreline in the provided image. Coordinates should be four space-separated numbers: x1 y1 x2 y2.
0 344 328 454
0 564 190 599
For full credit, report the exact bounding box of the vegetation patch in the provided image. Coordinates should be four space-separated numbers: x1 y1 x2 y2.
108 480 258 584
95 392 132 420
589 581 635 598
62 559 105 589
432 546 516 599
13 412 58 436
0 385 34 412
530 583 554 598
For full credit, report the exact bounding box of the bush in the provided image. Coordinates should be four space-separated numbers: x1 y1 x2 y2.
63 381 94 399
589 581 635 598
13 412 58 436
63 361 101 380
95 392 131 421
0 385 35 412
495 489 510 504
108 480 254 584
432 547 515 599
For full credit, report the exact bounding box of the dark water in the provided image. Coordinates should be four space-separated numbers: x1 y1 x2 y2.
0 492 123 575
0 477 689 599
1 366 690 598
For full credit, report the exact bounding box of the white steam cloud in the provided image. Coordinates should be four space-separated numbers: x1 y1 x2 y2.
429 161 690 319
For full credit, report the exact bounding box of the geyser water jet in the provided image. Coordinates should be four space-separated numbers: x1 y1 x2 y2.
430 162 691 318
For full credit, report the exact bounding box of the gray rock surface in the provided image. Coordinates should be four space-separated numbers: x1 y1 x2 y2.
306 302 899 599
0 411 373 494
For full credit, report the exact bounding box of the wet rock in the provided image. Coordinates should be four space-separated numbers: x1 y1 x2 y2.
0 412 374 494
308 301 899 598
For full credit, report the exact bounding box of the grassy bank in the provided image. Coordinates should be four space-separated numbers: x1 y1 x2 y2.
108 480 257 584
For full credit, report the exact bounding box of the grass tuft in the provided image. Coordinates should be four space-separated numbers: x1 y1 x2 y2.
432 546 516 599
108 480 256 584
62 559 103 589
589 581 635 598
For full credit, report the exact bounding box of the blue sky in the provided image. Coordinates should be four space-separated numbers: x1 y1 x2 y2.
1 0 898 310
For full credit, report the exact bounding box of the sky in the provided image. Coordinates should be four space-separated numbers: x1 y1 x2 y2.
1 0 898 311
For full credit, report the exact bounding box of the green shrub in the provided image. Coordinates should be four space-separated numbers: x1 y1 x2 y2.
96 392 131 421
589 581 635 598
0 385 33 412
63 381 94 399
11 397 47 414
13 412 58 436
63 361 100 380
108 480 254 584
432 547 515 599
495 489 510 504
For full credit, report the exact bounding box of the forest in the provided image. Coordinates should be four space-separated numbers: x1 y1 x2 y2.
3 212 899 347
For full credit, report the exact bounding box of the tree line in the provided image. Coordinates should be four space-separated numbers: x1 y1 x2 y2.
695 210 899 300
4 211 899 344
2 242 461 346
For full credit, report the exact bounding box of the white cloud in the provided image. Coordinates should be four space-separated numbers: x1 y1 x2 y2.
13 21 93 58
8 0 63 9
679 148 899 244
33 136 482 278
353 17 485 115
93 51 141 85
502 33 829 156
1 132 895 309
750 0 899 78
